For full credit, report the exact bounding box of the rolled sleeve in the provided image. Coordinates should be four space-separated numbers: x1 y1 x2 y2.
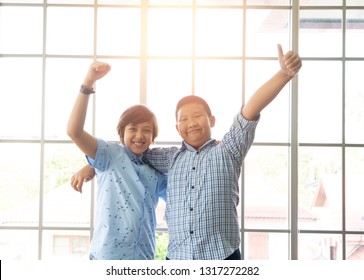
86 138 111 171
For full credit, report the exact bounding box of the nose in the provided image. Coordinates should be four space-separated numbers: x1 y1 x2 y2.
187 118 198 128
135 128 143 139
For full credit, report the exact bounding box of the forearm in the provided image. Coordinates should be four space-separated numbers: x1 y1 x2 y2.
67 91 97 158
67 92 90 139
242 70 292 120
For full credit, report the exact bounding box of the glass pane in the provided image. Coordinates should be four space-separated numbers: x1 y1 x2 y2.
246 9 290 57
346 148 364 231
346 10 364 57
196 9 243 56
347 0 364 5
298 61 342 144
246 0 290 4
245 60 290 143
0 230 38 260
300 0 342 5
155 231 168 260
0 0 42 3
346 62 364 144
195 60 242 140
45 58 93 140
148 8 192 56
43 144 91 227
299 234 342 260
197 0 243 5
42 230 90 260
244 232 289 260
97 8 140 56
150 0 191 5
298 147 342 231
46 7 94 55
47 0 93 3
156 199 167 229
0 144 40 227
0 6 43 54
0 57 42 140
98 0 140 4
95 59 140 141
244 146 289 230
346 234 364 260
299 10 342 57
147 60 192 142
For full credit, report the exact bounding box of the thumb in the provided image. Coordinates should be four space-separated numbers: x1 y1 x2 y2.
277 44 284 60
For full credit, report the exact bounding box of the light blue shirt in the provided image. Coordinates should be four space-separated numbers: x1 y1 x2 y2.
144 113 258 259
87 138 167 260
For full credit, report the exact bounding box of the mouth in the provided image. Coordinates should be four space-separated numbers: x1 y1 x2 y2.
188 128 201 135
132 141 145 147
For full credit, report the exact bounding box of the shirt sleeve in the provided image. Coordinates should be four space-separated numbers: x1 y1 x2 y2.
144 146 179 173
85 138 111 172
157 173 168 202
221 112 259 165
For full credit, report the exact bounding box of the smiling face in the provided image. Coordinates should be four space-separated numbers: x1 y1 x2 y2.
123 122 154 156
116 105 158 156
176 102 215 150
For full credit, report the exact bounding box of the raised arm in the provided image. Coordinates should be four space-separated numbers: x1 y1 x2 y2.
67 61 111 158
242 44 302 120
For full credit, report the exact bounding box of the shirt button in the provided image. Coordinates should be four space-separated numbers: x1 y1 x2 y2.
192 167 196 170
191 186 195 189
190 208 193 211
190 231 194 234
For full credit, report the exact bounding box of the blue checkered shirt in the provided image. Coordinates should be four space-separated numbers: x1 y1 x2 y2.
144 113 258 259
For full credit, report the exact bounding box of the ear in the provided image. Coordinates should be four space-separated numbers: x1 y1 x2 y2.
209 115 216 128
175 123 181 135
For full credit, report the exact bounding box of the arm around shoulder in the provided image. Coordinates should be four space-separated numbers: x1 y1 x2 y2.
70 164 96 193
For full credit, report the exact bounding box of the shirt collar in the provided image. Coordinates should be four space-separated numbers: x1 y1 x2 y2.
123 145 145 165
182 139 216 152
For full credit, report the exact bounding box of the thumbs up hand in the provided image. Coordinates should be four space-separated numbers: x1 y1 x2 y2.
277 44 302 78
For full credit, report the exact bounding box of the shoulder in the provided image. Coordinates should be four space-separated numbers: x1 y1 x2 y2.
96 138 124 152
233 113 260 131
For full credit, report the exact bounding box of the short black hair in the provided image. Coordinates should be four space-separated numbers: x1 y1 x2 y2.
175 95 212 120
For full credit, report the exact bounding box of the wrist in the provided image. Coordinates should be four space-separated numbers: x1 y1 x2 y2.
279 69 294 80
80 84 95 95
82 79 95 88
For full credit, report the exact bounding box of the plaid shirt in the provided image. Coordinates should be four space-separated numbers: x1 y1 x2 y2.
145 113 258 259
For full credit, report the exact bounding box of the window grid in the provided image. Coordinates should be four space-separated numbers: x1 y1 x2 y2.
1 0 364 260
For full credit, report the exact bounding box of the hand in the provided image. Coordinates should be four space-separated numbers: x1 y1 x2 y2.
70 165 96 193
83 61 111 88
278 44 302 78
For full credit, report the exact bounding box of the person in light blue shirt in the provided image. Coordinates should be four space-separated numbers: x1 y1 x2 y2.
67 61 167 260
72 45 302 260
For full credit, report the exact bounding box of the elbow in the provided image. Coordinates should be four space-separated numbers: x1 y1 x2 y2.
67 129 76 141
241 107 260 121
67 124 81 141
